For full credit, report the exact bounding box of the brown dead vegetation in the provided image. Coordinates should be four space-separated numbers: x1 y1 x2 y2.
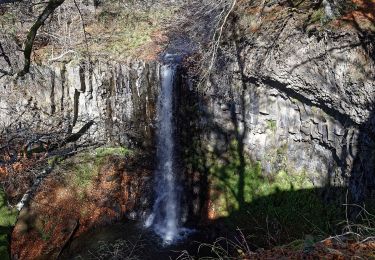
11 153 152 259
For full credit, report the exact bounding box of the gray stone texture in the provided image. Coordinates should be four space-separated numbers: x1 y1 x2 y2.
0 59 160 147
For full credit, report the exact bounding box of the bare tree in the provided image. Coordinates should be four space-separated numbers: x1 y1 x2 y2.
18 0 65 76
170 0 237 89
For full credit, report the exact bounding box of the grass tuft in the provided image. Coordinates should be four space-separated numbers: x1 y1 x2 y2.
86 5 175 59
95 147 131 158
0 188 18 260
59 146 131 200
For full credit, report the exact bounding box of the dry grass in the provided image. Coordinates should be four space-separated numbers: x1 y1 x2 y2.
85 5 175 60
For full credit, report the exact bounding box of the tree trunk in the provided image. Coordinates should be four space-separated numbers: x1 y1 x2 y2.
18 0 65 77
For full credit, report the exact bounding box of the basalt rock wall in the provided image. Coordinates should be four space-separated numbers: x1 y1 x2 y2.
0 59 160 148
178 14 375 216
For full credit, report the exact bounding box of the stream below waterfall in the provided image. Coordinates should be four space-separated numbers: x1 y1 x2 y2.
60 220 219 259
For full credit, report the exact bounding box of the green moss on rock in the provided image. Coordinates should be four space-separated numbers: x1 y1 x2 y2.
0 188 18 260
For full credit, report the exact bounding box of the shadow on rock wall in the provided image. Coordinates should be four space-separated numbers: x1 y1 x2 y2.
177 77 375 248
175 12 375 247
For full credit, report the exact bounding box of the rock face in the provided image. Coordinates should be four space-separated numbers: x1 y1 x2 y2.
0 59 160 147
180 8 375 209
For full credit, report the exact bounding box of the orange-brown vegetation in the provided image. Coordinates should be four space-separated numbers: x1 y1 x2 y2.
0 142 47 202
249 237 375 259
333 0 375 32
10 154 151 259
138 30 169 61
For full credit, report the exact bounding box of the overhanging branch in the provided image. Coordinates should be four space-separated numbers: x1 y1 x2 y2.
18 0 65 77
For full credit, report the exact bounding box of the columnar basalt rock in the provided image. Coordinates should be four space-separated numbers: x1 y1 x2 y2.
194 19 375 205
0 59 160 147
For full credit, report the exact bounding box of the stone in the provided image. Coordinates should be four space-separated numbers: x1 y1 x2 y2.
334 125 345 136
300 122 311 136
106 175 118 182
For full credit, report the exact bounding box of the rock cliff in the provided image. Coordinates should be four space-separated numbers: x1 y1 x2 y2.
177 3 375 217
0 59 160 148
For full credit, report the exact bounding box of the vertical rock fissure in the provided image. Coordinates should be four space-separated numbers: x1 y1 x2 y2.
50 70 56 115
72 89 80 127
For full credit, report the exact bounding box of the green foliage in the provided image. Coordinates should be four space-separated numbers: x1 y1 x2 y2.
209 144 262 215
72 156 98 191
61 146 131 198
309 8 325 24
266 120 277 132
205 139 345 247
95 147 131 158
238 188 343 244
0 190 17 227
209 140 314 217
47 155 64 166
0 234 10 260
0 188 17 260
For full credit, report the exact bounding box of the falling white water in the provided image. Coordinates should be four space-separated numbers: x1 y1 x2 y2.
145 58 185 245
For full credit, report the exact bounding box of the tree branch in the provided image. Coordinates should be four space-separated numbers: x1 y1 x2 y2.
201 0 237 87
48 49 75 62
18 0 65 77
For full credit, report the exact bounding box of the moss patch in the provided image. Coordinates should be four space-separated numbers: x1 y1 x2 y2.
201 139 347 247
59 146 131 199
95 147 131 158
310 8 326 24
209 140 314 217
266 120 277 132
0 188 18 260
0 12 17 36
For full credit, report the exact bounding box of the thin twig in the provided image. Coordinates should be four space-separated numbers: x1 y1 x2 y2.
48 49 75 62
199 0 237 89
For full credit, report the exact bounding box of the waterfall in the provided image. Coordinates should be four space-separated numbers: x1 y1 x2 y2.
145 55 186 244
